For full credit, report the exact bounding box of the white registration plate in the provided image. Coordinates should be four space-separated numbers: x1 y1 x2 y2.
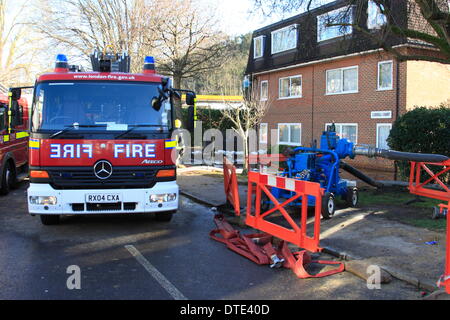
85 194 122 203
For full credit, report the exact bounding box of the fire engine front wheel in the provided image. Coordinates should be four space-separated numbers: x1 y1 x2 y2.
321 193 335 220
154 210 176 222
40 215 60 225
0 162 17 195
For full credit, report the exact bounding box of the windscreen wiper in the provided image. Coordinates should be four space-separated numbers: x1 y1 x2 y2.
50 124 107 138
115 124 168 140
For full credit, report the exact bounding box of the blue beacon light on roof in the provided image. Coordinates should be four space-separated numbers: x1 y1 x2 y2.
55 54 69 72
143 56 156 74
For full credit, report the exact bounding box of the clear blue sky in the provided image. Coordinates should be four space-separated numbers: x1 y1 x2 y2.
210 0 334 36
207 0 285 35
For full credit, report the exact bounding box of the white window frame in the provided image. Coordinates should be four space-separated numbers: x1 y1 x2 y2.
325 123 358 144
260 80 268 101
278 75 302 99
254 36 265 59
326 66 359 95
377 60 393 91
271 25 298 55
376 123 392 148
278 123 302 146
371 110 392 119
259 123 268 143
317 6 353 42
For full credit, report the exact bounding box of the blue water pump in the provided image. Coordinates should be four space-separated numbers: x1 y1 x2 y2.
266 125 359 219
260 124 450 219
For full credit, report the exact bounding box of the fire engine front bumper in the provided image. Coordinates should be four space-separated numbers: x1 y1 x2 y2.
27 181 179 215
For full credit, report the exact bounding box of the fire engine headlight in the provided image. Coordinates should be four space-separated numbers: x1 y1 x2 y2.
29 196 57 205
149 193 177 203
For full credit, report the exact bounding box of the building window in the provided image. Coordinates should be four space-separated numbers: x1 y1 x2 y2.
326 123 358 143
279 75 302 99
367 0 387 29
271 25 298 54
317 6 353 42
278 123 301 146
326 66 358 94
376 123 392 149
259 123 268 143
371 110 392 119
378 60 393 90
260 80 268 101
254 36 264 59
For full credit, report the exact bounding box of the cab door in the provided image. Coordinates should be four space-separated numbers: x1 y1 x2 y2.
0 104 7 164
9 100 28 167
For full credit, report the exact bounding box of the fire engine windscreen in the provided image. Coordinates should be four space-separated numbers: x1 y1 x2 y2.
32 82 171 132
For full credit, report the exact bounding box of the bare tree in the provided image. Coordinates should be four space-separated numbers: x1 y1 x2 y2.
184 34 253 95
152 0 229 90
0 0 42 87
32 0 158 71
252 0 450 64
221 91 272 171
32 0 229 82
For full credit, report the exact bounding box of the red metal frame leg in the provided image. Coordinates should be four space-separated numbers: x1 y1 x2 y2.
445 202 450 294
223 156 240 216
409 161 450 294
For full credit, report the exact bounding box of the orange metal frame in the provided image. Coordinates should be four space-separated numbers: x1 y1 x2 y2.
246 171 324 253
409 159 450 294
223 156 241 216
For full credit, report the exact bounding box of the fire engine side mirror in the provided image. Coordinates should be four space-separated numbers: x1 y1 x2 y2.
186 106 195 131
10 88 21 101
186 92 196 106
151 97 162 111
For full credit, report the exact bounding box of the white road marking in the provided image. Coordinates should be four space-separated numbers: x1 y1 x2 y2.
125 245 187 300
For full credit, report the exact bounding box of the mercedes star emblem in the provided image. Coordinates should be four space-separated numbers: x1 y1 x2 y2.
94 160 113 180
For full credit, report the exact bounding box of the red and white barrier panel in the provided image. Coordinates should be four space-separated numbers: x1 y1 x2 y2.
246 171 324 253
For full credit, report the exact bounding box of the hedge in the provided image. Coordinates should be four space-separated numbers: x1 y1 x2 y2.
387 105 450 182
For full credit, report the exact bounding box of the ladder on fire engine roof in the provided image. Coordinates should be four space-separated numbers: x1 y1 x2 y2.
90 49 131 73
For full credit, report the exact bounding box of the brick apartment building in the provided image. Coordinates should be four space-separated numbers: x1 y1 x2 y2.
245 0 450 172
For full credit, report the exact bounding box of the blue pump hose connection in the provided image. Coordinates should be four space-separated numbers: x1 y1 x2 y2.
353 145 449 163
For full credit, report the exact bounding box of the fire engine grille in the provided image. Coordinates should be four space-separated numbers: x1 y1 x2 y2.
71 202 137 212
47 167 159 190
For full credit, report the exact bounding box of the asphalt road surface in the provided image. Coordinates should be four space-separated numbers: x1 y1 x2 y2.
0 181 422 300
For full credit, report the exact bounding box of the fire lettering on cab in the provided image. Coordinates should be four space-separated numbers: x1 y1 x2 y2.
114 144 156 158
49 144 157 159
50 144 93 159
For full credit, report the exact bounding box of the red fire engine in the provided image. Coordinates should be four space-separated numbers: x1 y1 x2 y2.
13 51 195 225
0 91 29 195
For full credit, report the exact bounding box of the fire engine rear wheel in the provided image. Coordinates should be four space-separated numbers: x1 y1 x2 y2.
321 193 335 220
0 162 16 195
345 187 359 207
154 210 175 222
40 215 60 225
